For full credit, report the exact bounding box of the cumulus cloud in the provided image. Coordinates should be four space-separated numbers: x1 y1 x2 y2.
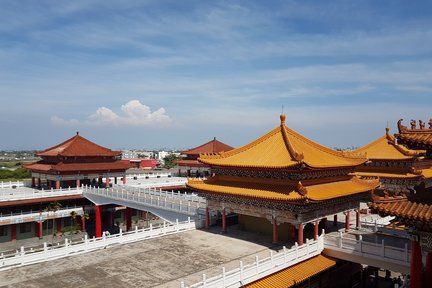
51 100 171 127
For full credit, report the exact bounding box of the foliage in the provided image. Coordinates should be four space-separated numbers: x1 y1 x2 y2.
0 167 31 180
162 154 182 169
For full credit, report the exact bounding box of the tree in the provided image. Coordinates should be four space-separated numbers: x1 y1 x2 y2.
44 201 62 242
162 154 182 169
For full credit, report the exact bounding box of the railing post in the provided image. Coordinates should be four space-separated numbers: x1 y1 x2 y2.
240 260 244 281
359 235 363 253
65 238 69 249
84 234 88 250
150 223 153 238
338 232 343 248
283 246 287 263
180 281 185 288
270 250 274 266
222 267 226 287
43 242 48 259
135 226 138 233
119 228 123 241
255 255 259 275
202 274 207 288
20 246 25 264
295 242 298 258
176 219 179 231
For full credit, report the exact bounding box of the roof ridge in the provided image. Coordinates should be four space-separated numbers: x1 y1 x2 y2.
36 134 79 156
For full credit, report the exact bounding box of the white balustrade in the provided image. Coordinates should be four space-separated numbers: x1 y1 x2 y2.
0 218 195 271
0 187 83 202
0 181 26 189
0 207 84 225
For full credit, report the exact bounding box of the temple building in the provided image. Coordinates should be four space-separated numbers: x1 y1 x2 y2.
24 132 132 189
187 115 379 245
353 127 432 196
175 137 234 177
369 119 432 288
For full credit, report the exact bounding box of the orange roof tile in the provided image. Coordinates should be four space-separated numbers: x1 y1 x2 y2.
355 171 421 180
36 133 121 157
182 137 234 155
173 159 207 167
354 128 422 160
198 115 367 169
370 201 432 223
187 175 378 202
243 255 336 288
395 119 432 149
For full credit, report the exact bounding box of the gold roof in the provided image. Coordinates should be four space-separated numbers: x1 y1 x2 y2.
187 175 379 202
354 128 422 160
243 254 336 288
198 115 367 169
355 171 421 180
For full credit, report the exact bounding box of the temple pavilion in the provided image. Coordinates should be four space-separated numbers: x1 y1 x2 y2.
353 127 432 196
24 132 131 189
175 137 234 177
187 115 379 245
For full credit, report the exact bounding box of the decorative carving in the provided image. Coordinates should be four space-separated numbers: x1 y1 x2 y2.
397 119 408 133
429 119 432 129
411 119 416 129
297 181 308 196
419 120 425 129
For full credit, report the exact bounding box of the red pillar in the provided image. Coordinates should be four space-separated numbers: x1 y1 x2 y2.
106 177 110 187
114 177 117 184
272 219 278 243
35 221 43 238
125 208 132 231
98 177 102 186
37 178 41 188
55 180 60 190
76 179 80 188
31 177 35 187
56 218 62 233
122 176 127 185
426 252 432 288
298 223 304 246
11 224 17 242
313 221 319 240
144 211 148 220
95 205 102 238
288 223 295 241
356 209 360 229
48 180 52 189
222 209 227 233
178 168 181 177
345 211 350 232
205 207 210 229
333 214 338 226
187 169 191 177
410 239 422 288
81 215 86 232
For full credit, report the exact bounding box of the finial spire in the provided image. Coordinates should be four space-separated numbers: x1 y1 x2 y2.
76 131 79 135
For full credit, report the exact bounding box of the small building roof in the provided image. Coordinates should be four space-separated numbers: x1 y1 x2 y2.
36 132 121 157
182 137 234 156
243 254 336 288
395 119 432 150
24 161 131 173
370 201 432 223
354 128 422 160
198 115 367 169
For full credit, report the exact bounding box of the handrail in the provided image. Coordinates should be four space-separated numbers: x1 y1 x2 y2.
0 207 84 224
0 218 195 271
181 231 325 288
0 181 26 189
0 187 83 202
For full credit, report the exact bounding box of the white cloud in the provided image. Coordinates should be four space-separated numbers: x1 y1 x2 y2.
51 100 171 127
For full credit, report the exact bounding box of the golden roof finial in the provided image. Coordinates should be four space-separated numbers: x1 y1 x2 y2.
280 114 286 125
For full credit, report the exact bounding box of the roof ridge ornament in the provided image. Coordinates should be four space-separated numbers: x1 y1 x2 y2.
297 181 308 196
280 114 304 162
398 118 432 133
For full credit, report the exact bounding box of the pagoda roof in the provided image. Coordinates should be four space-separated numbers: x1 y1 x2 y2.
173 159 207 168
355 171 422 180
243 254 336 288
198 115 367 170
24 161 131 173
370 201 432 223
395 119 432 150
354 128 422 160
36 132 121 157
187 175 379 203
182 137 234 155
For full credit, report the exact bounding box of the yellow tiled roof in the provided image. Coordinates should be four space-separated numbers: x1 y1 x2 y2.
355 171 421 180
198 115 367 169
421 168 432 179
187 175 379 202
243 255 336 288
354 128 422 160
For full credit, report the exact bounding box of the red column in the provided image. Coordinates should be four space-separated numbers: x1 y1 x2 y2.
81 215 86 232
98 177 102 186
178 168 181 177
144 211 148 220
122 176 127 185
56 218 62 233
35 221 43 238
55 180 60 190
356 209 360 229
187 169 191 177
76 179 80 188
298 223 304 246
37 178 41 188
31 177 35 187
106 177 110 187
333 214 338 226
222 209 227 233
95 205 102 238
11 224 17 242
313 221 319 240
426 252 432 288
345 211 350 232
205 207 210 229
125 208 132 231
410 239 422 288
272 219 278 243
114 177 117 184
288 223 295 241
48 180 52 189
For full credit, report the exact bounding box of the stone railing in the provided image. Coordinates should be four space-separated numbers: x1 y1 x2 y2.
0 187 83 202
0 218 195 271
0 181 26 189
0 207 83 225
181 232 325 288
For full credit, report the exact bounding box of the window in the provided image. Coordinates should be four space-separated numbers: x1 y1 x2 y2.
19 223 32 234
0 226 7 236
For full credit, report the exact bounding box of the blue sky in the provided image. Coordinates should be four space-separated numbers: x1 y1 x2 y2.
1 0 432 151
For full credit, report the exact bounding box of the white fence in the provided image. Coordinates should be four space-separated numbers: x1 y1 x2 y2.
83 185 206 215
0 218 196 271
324 232 410 266
360 215 408 237
0 181 26 189
0 207 83 225
181 232 325 288
0 187 83 202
